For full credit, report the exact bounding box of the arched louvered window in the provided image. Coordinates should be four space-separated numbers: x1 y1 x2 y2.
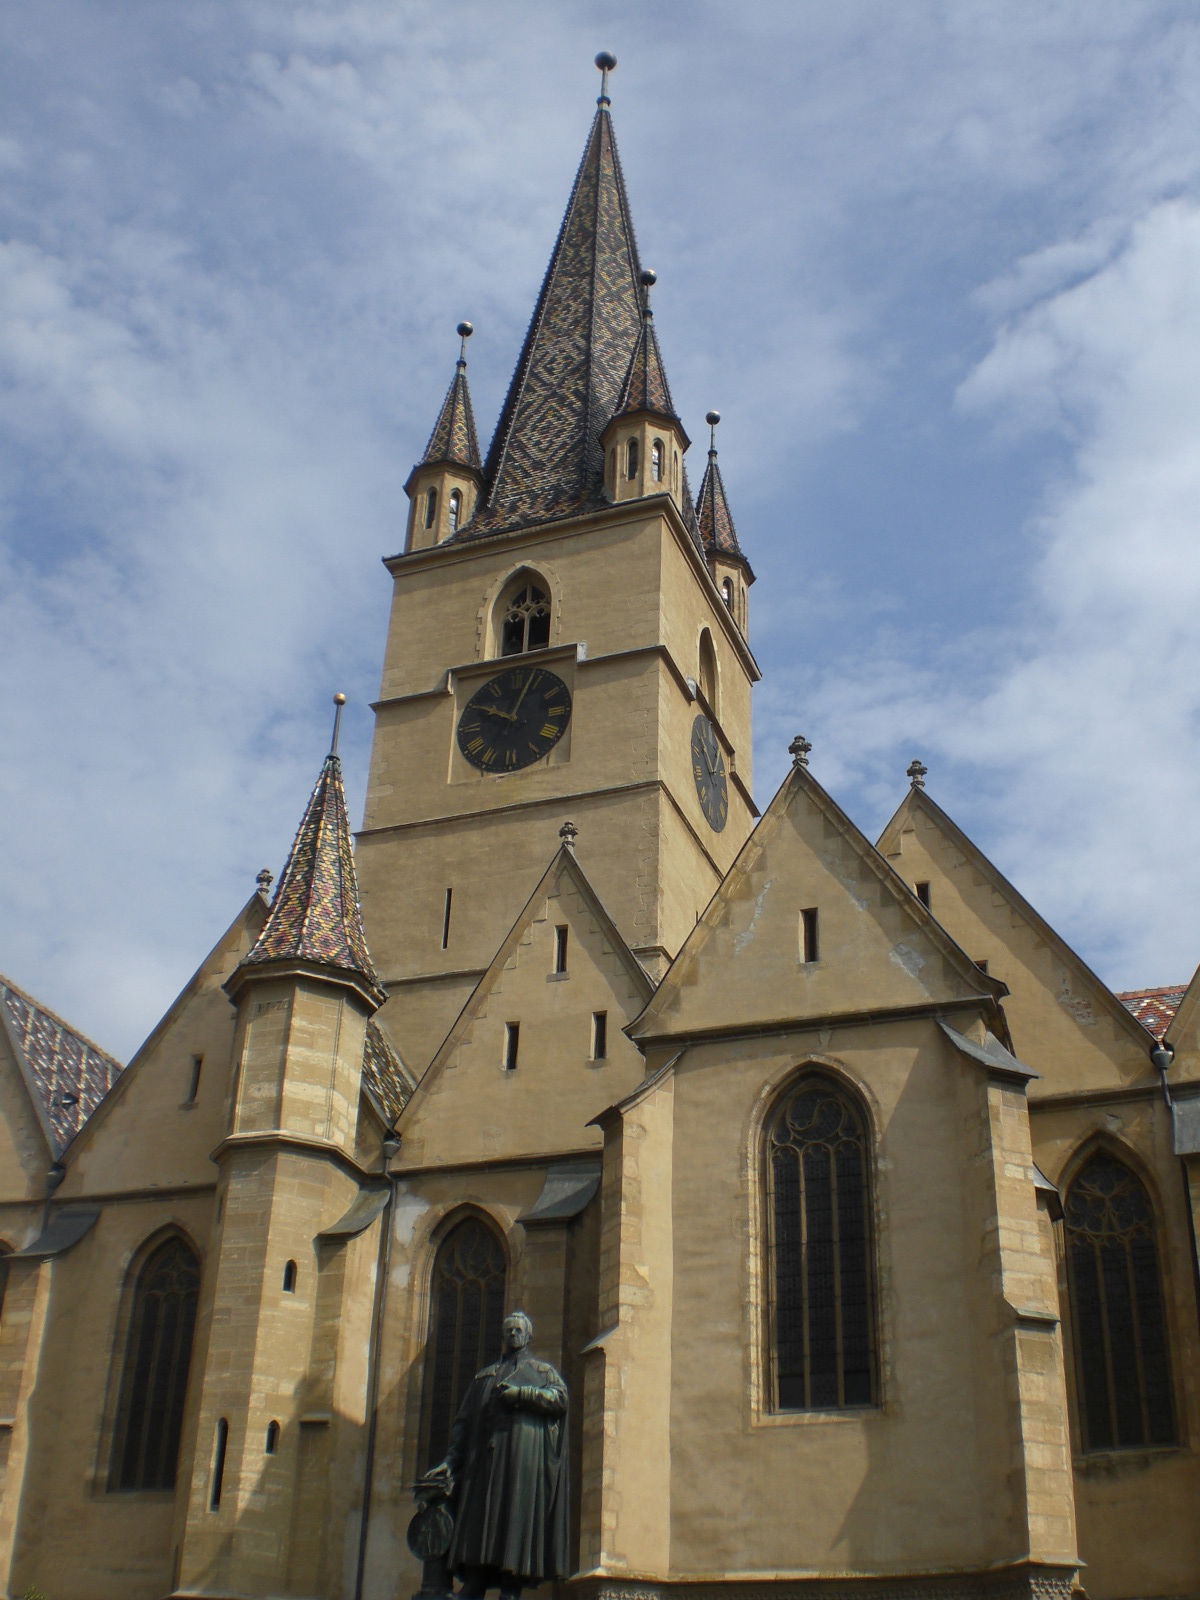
423 1216 507 1464
1064 1151 1175 1451
110 1235 200 1490
767 1075 877 1410
499 573 551 656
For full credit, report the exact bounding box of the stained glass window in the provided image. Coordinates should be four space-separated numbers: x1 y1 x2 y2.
768 1076 876 1410
424 1216 507 1463
1065 1152 1175 1451
111 1236 200 1490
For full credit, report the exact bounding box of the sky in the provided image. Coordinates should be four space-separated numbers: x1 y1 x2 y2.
4 0 1200 1061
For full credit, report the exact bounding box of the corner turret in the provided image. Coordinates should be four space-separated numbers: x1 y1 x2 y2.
404 322 483 551
695 411 754 633
601 269 691 516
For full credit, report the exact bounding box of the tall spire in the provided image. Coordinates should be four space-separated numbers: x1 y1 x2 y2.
233 698 386 1008
473 57 645 533
695 411 749 564
419 321 482 473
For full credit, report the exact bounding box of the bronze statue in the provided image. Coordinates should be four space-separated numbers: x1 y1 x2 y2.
418 1311 568 1600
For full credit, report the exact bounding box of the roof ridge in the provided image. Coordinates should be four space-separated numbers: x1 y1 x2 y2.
0 972 123 1070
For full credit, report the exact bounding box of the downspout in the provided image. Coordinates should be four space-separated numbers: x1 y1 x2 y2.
1150 1041 1200 1338
354 1133 401 1600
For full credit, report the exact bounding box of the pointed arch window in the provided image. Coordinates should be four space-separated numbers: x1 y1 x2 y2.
499 575 551 656
767 1074 877 1410
448 489 462 533
1064 1151 1175 1451
423 1216 507 1464
110 1235 201 1491
698 628 718 712
651 439 664 482
626 438 639 480
424 487 439 529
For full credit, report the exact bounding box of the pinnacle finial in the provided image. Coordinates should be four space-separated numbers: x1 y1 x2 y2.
595 51 616 106
789 735 812 769
256 867 274 898
907 758 928 789
559 819 579 849
456 320 473 365
706 409 721 454
330 693 347 757
640 267 656 315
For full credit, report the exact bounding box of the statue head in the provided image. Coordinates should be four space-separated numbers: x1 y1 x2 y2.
501 1310 533 1352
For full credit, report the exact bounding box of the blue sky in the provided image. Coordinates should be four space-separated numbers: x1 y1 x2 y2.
5 1 1200 1059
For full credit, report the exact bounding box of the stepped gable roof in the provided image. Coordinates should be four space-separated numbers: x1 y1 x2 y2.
695 447 747 563
615 309 680 424
1117 985 1186 1041
0 974 124 1154
470 104 645 534
237 751 386 1007
420 354 481 473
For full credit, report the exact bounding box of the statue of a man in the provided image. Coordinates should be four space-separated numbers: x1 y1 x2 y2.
423 1310 568 1600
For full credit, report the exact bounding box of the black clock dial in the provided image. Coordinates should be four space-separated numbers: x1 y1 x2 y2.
457 666 572 773
691 714 728 831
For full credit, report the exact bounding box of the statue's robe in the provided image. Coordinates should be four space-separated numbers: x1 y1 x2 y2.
444 1353 569 1584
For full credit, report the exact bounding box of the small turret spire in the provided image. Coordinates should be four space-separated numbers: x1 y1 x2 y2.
418 324 482 473
614 269 684 427
231 701 386 1008
694 411 748 563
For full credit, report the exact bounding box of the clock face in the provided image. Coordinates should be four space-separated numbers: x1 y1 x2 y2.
457 666 572 773
691 714 728 831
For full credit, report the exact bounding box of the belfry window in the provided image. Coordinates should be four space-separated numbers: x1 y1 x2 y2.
500 579 551 655
448 489 462 533
110 1235 201 1491
626 438 639 479
767 1075 876 1410
651 439 664 481
1064 1151 1175 1451
424 487 438 529
423 1216 507 1465
721 577 734 610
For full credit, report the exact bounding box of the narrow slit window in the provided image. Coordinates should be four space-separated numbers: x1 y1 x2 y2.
503 1022 520 1072
441 888 453 950
800 907 820 964
554 925 568 974
915 881 931 909
265 1420 280 1455
282 1260 297 1293
185 1055 203 1105
722 577 734 610
448 489 462 533
210 1418 229 1511
424 487 438 529
592 1011 608 1060
651 439 664 481
626 437 639 479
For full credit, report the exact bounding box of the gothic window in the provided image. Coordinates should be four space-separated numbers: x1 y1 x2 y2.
499 575 551 656
424 487 438 529
110 1235 201 1491
626 437 639 479
651 439 664 481
721 577 734 610
767 1075 877 1410
423 1216 507 1464
448 489 462 533
1064 1151 1175 1452
698 628 718 711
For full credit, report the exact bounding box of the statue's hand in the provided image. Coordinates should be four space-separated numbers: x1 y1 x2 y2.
419 1462 454 1498
495 1381 521 1407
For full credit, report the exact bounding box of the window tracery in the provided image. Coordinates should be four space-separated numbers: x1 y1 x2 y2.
1064 1151 1175 1451
766 1075 876 1410
423 1215 507 1464
110 1235 200 1491
499 576 551 655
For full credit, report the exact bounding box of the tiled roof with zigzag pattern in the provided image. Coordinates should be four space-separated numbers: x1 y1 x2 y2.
0 974 124 1154
616 312 679 423
695 450 747 562
468 105 644 534
422 359 481 470
239 753 385 1004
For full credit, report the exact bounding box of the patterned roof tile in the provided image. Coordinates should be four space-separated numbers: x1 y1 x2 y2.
362 1019 414 1123
0 975 124 1154
421 358 481 472
615 312 679 423
239 753 385 1005
469 105 644 535
1116 984 1187 1041
695 447 747 562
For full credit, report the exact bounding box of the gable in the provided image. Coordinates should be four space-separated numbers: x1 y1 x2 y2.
633 765 996 1044
62 893 267 1197
0 975 123 1157
0 1017 54 1202
877 788 1154 1095
398 847 652 1168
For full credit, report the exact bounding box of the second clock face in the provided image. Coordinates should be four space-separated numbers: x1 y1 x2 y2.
457 666 572 773
691 714 728 831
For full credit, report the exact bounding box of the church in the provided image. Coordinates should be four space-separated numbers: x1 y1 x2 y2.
1 59 1198 1600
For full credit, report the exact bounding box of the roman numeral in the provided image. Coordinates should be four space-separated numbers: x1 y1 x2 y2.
540 723 557 739
466 737 484 752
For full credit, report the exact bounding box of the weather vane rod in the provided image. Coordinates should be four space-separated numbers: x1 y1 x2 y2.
330 692 347 757
595 51 616 107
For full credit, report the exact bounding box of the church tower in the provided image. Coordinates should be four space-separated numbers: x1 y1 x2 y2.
357 60 759 1067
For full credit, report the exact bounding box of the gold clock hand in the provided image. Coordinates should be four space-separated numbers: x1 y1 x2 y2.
509 669 538 718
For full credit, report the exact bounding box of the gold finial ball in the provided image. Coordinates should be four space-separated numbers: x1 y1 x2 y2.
334 693 347 706
706 410 721 427
456 321 473 339
595 51 617 72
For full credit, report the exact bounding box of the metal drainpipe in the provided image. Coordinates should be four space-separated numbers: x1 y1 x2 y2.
354 1134 401 1600
1151 1041 1200 1338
